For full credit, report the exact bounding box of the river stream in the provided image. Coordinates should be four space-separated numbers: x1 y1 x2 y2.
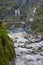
8 28 43 65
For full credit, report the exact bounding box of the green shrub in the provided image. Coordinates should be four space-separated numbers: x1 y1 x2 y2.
0 22 16 65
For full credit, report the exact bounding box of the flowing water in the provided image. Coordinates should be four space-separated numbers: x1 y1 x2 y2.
9 28 43 65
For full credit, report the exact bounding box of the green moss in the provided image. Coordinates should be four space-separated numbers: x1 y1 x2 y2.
0 22 16 65
31 20 43 34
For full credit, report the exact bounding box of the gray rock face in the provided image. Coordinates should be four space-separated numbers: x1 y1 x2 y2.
10 32 43 65
18 0 26 6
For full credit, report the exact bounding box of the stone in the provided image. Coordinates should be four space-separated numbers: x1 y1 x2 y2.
39 51 43 56
41 47 43 51
14 43 18 48
17 37 28 43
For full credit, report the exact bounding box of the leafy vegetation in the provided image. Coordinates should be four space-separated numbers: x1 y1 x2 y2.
0 22 16 65
31 1 43 34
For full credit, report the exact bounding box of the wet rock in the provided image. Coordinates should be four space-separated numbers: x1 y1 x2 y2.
10 59 15 65
18 43 25 47
41 47 43 51
39 51 43 56
14 43 18 48
28 34 42 43
17 37 28 43
32 47 41 52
